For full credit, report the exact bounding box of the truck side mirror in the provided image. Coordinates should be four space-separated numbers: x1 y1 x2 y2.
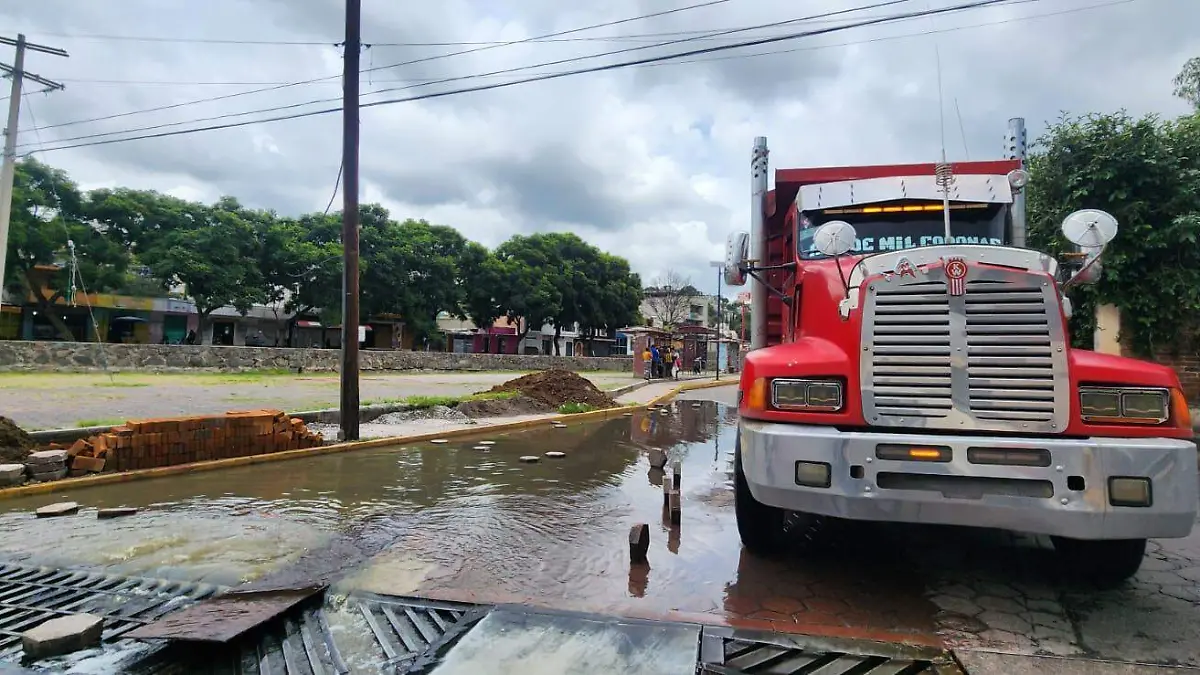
1061 209 1118 288
724 231 749 286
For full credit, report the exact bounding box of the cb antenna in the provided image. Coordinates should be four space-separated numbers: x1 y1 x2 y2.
933 43 954 241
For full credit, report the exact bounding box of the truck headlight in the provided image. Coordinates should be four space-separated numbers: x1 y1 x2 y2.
1079 387 1169 424
771 378 843 412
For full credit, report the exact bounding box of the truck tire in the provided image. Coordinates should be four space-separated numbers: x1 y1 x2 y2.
734 438 787 554
1051 536 1147 588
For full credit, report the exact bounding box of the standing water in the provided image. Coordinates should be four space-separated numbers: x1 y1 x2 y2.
0 398 935 652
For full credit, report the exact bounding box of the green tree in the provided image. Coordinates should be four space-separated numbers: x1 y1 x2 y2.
458 241 507 329
5 159 129 340
1026 111 1200 355
142 197 268 343
1175 57 1200 111
493 234 564 345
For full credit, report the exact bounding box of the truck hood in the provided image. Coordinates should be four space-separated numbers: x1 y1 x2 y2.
1069 348 1184 390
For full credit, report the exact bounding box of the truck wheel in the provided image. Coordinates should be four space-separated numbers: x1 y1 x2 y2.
734 441 787 554
1051 536 1147 588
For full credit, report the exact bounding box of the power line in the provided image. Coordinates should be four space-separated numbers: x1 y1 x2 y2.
22 0 929 148
27 0 733 133
25 0 1026 156
21 11 924 47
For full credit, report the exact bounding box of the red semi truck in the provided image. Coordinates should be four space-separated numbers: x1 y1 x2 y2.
723 118 1197 585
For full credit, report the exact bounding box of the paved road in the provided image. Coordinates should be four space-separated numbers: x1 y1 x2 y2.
682 385 1200 673
0 370 640 430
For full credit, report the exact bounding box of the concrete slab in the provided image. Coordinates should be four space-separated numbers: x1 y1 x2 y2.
0 464 24 486
34 502 79 518
21 613 103 660
429 607 699 675
24 449 67 466
956 650 1200 674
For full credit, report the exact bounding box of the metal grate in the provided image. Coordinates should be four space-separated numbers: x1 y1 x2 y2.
698 629 950 674
351 594 486 673
861 265 1068 434
120 605 348 675
0 562 222 659
963 279 1058 426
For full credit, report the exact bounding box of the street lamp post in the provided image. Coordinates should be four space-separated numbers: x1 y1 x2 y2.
709 261 723 381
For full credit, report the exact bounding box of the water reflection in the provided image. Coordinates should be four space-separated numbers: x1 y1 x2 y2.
0 401 734 595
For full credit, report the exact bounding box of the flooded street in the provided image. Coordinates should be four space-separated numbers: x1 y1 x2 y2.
3 387 1200 669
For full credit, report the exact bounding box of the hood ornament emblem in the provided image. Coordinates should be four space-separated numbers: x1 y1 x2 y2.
944 257 968 296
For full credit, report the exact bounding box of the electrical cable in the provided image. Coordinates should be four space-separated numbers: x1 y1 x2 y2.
18 0 958 149
26 0 734 133
28 0 1043 155
20 94 114 376
42 0 1128 90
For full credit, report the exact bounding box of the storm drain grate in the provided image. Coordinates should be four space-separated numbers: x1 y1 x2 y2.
699 628 949 674
120 605 348 675
0 562 222 658
350 593 487 672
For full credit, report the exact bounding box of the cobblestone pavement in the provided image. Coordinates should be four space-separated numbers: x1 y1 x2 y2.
681 387 1200 670
0 370 639 430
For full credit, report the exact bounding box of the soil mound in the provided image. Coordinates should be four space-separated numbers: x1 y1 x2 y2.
0 416 36 463
484 370 615 410
456 394 552 418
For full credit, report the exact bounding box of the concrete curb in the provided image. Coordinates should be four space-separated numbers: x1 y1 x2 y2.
0 379 734 501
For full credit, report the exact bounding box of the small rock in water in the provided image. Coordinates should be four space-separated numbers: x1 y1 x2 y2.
35 502 79 518
545 451 566 459
472 445 490 451
22 613 104 660
429 439 449 445
97 507 138 520
552 423 567 429
478 440 495 446
622 412 633 417
519 456 540 463
692 403 702 408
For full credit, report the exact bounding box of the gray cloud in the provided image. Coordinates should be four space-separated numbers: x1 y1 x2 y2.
2 0 1198 298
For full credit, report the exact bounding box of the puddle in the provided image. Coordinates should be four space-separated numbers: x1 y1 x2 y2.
0 399 939 661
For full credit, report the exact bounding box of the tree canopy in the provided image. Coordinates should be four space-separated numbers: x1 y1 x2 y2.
1027 108 1200 355
7 158 643 347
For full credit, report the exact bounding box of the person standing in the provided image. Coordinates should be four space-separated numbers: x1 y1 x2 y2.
641 345 652 380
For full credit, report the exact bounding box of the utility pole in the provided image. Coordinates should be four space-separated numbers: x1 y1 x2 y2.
0 34 67 311
709 260 723 381
340 1 362 441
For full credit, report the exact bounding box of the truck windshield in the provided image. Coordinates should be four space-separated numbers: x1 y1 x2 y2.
797 202 1007 260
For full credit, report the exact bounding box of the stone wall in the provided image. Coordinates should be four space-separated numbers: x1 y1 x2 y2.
0 341 633 373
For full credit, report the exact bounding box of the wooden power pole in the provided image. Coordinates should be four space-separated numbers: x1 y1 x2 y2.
0 34 67 311
339 0 362 441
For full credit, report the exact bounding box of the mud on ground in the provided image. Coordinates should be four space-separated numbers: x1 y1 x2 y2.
482 369 616 410
455 395 551 418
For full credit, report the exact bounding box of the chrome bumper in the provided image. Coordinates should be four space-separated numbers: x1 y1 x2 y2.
739 420 1198 540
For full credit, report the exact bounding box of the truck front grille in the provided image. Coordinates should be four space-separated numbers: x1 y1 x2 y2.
860 264 1069 434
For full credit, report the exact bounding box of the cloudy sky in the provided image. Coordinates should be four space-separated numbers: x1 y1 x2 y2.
3 0 1196 297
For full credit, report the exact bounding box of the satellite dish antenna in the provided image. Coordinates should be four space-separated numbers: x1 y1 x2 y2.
812 221 857 257
1061 209 1118 249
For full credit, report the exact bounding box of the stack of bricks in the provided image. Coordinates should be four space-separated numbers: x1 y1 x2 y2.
74 410 324 474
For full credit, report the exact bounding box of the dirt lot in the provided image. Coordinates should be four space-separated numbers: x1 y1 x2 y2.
0 370 638 431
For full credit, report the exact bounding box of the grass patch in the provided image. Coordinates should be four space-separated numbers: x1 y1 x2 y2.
557 402 595 414
73 417 126 429
93 381 150 388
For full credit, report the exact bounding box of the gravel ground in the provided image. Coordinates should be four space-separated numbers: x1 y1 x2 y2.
0 370 639 430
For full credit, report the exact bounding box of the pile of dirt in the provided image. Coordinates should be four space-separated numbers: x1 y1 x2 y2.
0 416 36 463
455 394 552 418
484 369 615 411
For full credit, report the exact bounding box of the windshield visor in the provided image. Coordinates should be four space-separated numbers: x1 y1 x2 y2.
797 202 1007 260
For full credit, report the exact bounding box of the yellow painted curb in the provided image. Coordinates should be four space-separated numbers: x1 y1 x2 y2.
0 379 737 501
